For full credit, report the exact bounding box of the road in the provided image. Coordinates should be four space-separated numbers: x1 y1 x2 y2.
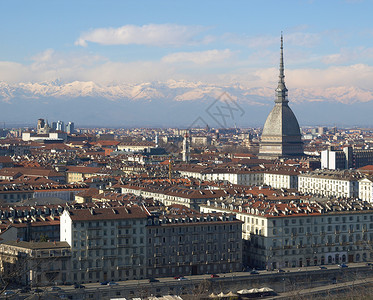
2 262 373 299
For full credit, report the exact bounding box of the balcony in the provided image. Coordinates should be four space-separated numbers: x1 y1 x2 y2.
87 245 101 250
117 244 132 248
117 234 131 238
45 269 60 273
87 267 101 272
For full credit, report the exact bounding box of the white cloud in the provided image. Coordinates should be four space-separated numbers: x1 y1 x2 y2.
283 64 373 90
2 47 373 102
322 47 373 65
162 49 233 64
75 24 209 47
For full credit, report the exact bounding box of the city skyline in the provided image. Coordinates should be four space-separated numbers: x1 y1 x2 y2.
1 0 373 126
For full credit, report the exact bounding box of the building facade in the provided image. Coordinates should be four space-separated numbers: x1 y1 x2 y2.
321 146 373 170
60 206 149 283
359 177 373 202
0 241 71 286
298 170 361 198
146 213 242 278
201 198 373 270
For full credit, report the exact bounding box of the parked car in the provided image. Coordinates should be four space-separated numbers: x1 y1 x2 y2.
4 291 15 296
250 270 259 275
50 286 62 291
148 277 159 283
174 276 181 280
319 266 327 270
277 269 285 273
74 284 85 289
178 277 188 280
33 288 43 293
107 281 118 286
100 281 109 285
210 274 219 278
338 263 348 268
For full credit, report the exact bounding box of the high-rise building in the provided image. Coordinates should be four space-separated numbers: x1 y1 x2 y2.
56 120 64 132
66 122 74 134
258 35 304 159
321 146 373 170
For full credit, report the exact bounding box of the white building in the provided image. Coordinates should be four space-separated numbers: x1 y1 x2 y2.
263 170 298 189
359 176 373 202
298 170 361 198
176 166 264 186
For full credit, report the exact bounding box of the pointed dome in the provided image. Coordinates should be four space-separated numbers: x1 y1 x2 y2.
259 34 304 159
262 104 302 137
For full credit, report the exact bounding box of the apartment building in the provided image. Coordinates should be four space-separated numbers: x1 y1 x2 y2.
263 169 299 189
120 183 244 210
201 198 373 270
146 212 242 278
175 165 264 186
321 146 373 170
59 203 243 284
65 166 107 183
60 205 149 283
0 241 71 286
0 183 89 204
298 170 361 198
359 176 373 202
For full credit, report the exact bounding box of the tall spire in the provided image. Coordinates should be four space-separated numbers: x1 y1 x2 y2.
275 32 288 104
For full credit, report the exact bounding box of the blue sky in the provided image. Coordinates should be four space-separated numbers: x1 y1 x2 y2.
1 0 373 101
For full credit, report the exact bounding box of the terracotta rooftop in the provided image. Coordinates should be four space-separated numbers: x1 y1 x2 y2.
67 205 150 221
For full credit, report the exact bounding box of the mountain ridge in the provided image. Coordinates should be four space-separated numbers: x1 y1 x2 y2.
0 80 372 104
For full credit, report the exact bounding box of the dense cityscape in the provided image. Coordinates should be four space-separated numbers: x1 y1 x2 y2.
0 34 373 300
3 0 373 299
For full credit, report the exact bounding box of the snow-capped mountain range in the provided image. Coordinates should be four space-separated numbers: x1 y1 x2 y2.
0 79 372 104
0 79 372 127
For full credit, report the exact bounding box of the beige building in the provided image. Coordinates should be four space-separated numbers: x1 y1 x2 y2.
0 241 71 286
201 198 373 270
66 166 106 183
